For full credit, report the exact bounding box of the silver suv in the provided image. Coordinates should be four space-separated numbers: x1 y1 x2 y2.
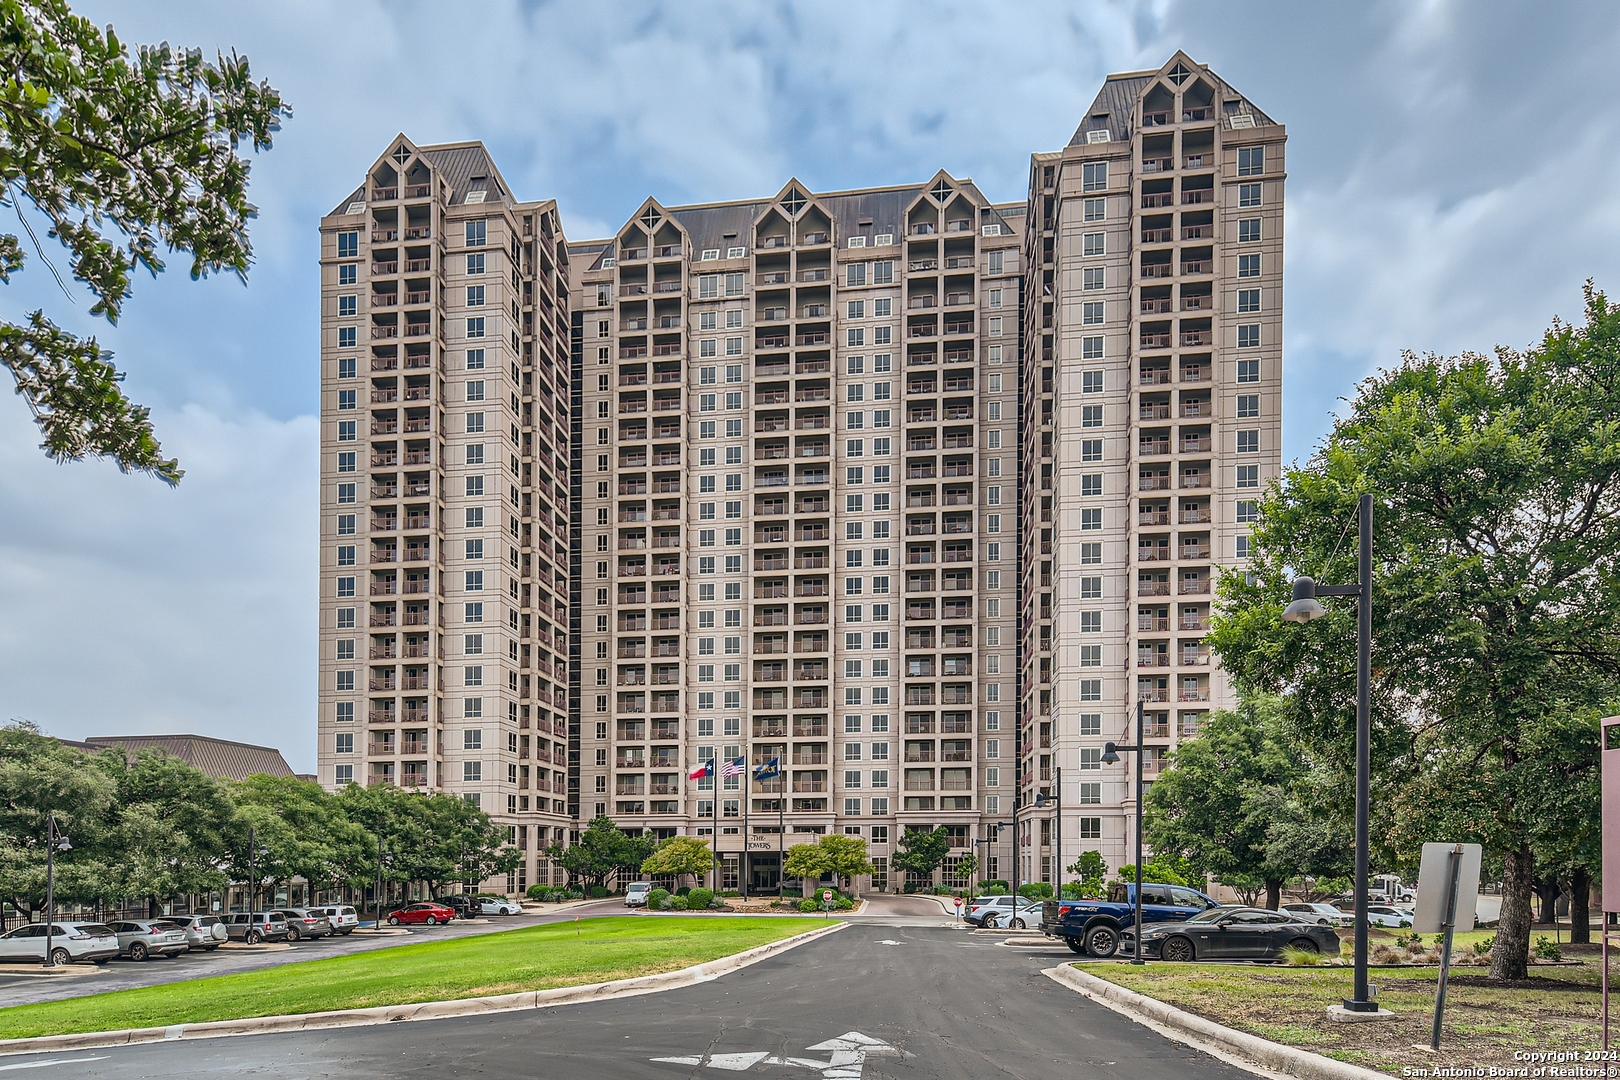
309 905 359 935
156 915 229 951
276 908 333 942
223 911 288 943
111 919 189 961
0 922 120 966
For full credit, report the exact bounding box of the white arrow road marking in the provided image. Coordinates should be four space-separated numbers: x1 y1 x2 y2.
873 939 903 946
0 1059 109 1072
651 1031 897 1078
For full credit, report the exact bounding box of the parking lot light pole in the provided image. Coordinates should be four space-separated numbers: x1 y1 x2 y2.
1102 699 1146 965
1035 766 1060 899
1282 491 1375 1013
43 812 71 968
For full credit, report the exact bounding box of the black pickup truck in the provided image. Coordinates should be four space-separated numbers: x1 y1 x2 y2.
1040 882 1220 956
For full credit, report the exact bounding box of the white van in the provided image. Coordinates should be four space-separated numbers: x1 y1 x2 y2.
625 883 652 908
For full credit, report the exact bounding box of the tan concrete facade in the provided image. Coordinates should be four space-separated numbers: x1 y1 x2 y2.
567 179 1023 893
1019 53 1285 883
315 137 574 894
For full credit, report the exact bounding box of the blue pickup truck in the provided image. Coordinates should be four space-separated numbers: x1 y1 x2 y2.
1040 882 1220 956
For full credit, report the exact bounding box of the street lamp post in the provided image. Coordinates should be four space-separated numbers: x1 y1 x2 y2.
1102 699 1146 965
43 812 71 968
1282 491 1376 1013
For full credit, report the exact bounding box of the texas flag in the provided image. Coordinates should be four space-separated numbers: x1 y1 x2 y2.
688 759 714 780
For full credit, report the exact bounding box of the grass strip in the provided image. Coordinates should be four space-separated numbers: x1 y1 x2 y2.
1085 958 1607 1077
0 916 826 1040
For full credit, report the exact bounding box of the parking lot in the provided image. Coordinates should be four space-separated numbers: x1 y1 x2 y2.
0 900 622 1009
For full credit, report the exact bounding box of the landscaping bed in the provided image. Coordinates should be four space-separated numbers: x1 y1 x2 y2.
1085 955 1613 1077
0 916 823 1040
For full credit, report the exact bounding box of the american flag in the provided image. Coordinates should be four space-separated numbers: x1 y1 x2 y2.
721 757 746 777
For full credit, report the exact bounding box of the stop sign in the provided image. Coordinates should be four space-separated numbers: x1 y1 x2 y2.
822 890 833 903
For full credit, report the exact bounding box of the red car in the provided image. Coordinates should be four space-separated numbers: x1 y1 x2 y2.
386 902 455 926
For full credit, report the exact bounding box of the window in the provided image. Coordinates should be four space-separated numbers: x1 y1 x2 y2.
465 219 488 246
336 420 356 443
1238 254 1260 278
724 273 744 297
337 607 355 629
466 475 484 497
1236 500 1258 524
1080 542 1101 565
873 261 894 284
335 669 354 691
1082 370 1103 394
335 764 353 783
1082 301 1105 325
988 249 1007 275
466 507 484 528
1237 430 1259 454
1238 288 1260 313
847 263 867 287
1081 474 1103 497
1083 267 1105 291
1236 535 1252 559
466 412 485 433
338 264 356 286
1239 183 1262 207
1081 336 1103 360
337 295 356 318
1237 465 1259 488
1082 162 1107 191
336 231 358 258
465 570 484 591
1080 508 1102 530
1238 324 1260 349
463 761 482 782
336 482 356 505
1083 232 1105 257
1080 439 1103 463
1237 146 1264 176
1237 394 1260 419
337 357 355 378
466 285 486 307
464 697 482 718
465 317 485 339
1239 219 1261 243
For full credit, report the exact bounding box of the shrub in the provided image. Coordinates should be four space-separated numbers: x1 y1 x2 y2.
688 887 714 911
525 884 549 900
648 888 670 910
668 895 689 911
1018 883 1054 899
798 898 818 913
835 897 854 911
1534 936 1563 962
1472 934 1495 956
588 886 609 899
1281 945 1325 967
721 891 741 898
675 886 691 896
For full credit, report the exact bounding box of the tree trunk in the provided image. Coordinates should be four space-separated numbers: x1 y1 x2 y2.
1264 880 1282 911
1570 866 1591 946
1491 846 1534 980
1534 876 1560 926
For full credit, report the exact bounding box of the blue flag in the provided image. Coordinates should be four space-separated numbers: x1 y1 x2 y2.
753 757 781 781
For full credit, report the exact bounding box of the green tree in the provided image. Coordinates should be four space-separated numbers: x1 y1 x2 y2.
1210 288 1620 978
641 835 716 888
0 722 115 922
230 775 372 903
784 833 875 893
546 816 652 892
953 852 978 892
0 0 287 482
893 825 951 884
1116 856 1193 889
1066 851 1108 898
93 748 235 916
1143 698 1306 909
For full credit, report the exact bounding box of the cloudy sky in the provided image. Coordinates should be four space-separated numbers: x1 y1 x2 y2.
1 0 1614 770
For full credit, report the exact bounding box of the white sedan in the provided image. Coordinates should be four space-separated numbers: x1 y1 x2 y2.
479 899 521 916
1365 904 1413 928
1281 902 1349 926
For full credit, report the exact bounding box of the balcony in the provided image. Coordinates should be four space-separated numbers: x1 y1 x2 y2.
1141 228 1172 244
1180 545 1212 560
1181 331 1212 347
1180 365 1210 383
1181 649 1211 666
1141 192 1173 209
1141 157 1173 173
1179 579 1212 595
1181 225 1213 241
1180 437 1212 453
1182 189 1212 205
1139 439 1170 456
1180 616 1210 631
1179 508 1211 524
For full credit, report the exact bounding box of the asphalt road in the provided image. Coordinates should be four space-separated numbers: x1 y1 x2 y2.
0 900 627 1009
8 924 1254 1080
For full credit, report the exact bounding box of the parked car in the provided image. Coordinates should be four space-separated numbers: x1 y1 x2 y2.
1046 883 1221 957
386 902 455 926
479 898 522 916
156 915 229 951
111 919 190 961
1280 902 1350 927
442 896 478 919
1129 907 1343 961
308 905 359 934
0 922 120 966
624 883 653 908
275 908 333 942
1365 904 1413 929
223 911 289 944
965 896 1043 929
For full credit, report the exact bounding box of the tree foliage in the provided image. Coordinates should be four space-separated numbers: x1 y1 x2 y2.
0 0 287 482
1065 851 1108 898
547 816 653 890
641 835 715 883
893 826 951 879
1209 286 1620 978
783 834 874 889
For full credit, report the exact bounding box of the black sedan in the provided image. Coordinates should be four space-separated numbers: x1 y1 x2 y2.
1125 906 1342 962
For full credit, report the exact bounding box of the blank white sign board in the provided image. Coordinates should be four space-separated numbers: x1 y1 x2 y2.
1412 842 1482 934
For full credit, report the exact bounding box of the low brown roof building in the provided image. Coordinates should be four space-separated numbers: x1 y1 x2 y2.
83 735 295 781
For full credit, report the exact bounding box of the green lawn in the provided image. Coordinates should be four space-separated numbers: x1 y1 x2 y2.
0 916 827 1040
1086 957 1608 1077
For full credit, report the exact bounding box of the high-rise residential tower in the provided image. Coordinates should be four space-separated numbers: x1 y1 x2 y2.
1019 53 1285 883
567 178 1024 893
316 137 575 893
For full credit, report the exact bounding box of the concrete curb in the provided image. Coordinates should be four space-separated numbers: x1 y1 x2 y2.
0 921 847 1057
1043 964 1388 1080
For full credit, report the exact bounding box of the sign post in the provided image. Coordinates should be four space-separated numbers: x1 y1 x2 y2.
1412 841 1482 1050
953 896 964 923
1601 717 1620 1050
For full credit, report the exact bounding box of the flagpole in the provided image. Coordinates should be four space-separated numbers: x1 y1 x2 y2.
742 763 750 901
712 757 719 894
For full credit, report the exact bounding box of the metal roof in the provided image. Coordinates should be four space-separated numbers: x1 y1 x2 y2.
83 735 296 781
1068 58 1278 147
